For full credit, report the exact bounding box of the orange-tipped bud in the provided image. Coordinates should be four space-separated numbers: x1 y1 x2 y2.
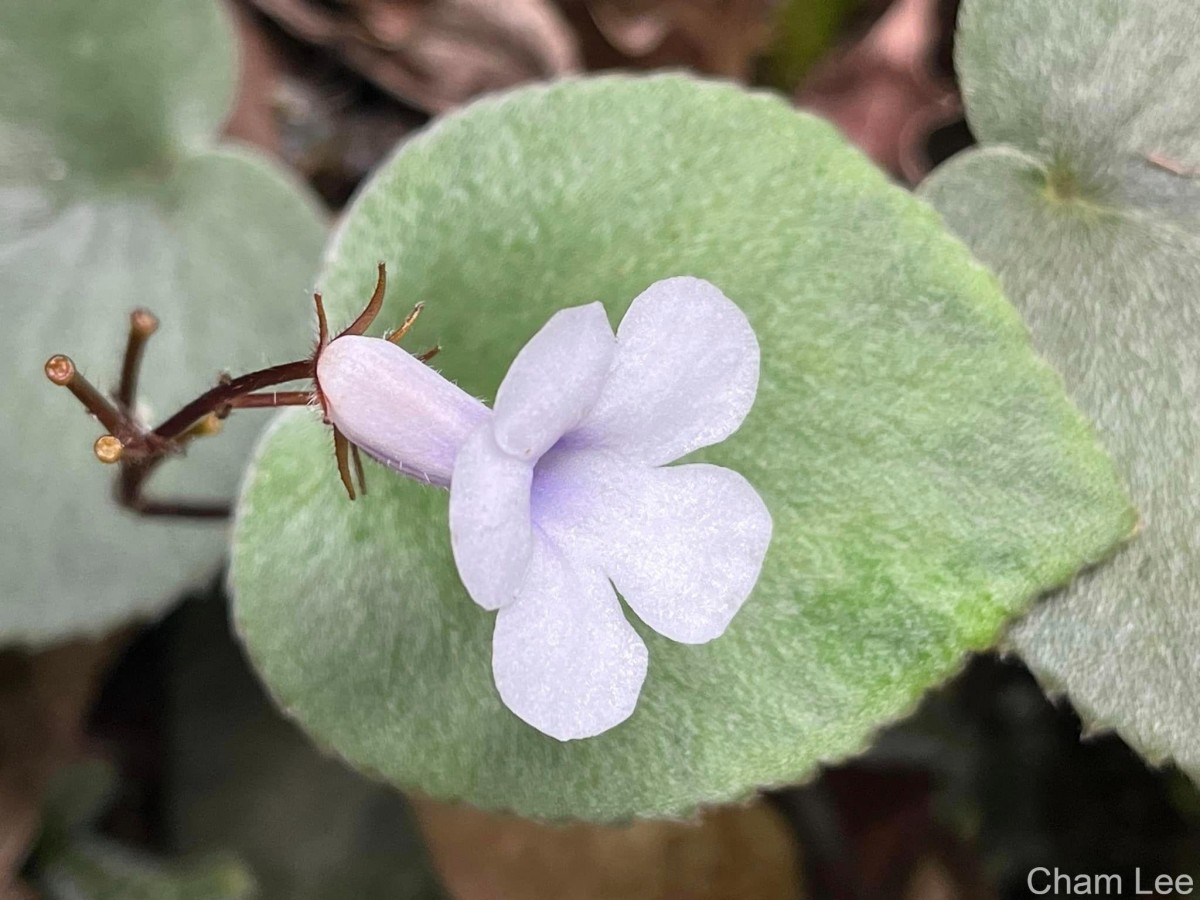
45 355 76 385
93 435 124 464
130 308 159 338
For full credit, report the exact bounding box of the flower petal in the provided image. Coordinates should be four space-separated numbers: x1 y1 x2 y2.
493 302 615 462
317 336 489 486
573 277 759 466
449 424 534 611
492 534 648 741
533 450 773 644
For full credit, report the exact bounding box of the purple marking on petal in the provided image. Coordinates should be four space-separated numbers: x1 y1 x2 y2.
572 277 759 466
317 336 489 487
492 532 648 741
533 448 772 644
423 279 770 738
492 303 615 462
450 424 534 611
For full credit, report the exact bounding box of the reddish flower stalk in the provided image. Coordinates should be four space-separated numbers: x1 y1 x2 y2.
44 264 435 518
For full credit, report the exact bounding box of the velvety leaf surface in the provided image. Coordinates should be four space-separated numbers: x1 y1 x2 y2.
955 0 1200 164
921 0 1200 781
231 75 1132 820
0 0 326 642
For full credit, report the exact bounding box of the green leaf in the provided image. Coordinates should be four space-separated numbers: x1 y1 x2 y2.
920 0 1200 782
38 840 256 900
230 75 1133 820
952 0 1200 164
0 0 325 642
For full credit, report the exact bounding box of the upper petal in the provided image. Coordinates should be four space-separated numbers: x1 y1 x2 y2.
492 302 615 462
492 533 648 741
533 450 772 644
572 277 759 466
318 335 489 486
449 424 534 611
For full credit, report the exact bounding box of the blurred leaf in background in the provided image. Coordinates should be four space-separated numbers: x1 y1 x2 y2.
23 760 257 900
0 0 326 643
232 74 1132 820
165 598 446 900
36 841 255 900
921 0 1200 785
0 638 127 886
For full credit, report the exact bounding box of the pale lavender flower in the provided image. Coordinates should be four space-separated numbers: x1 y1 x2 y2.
317 277 772 741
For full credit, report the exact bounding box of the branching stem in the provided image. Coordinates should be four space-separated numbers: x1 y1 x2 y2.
45 262 421 518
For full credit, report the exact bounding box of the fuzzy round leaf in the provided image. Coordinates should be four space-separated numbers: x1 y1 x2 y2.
956 0 1200 165
232 76 1132 820
923 0 1200 784
0 0 326 642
